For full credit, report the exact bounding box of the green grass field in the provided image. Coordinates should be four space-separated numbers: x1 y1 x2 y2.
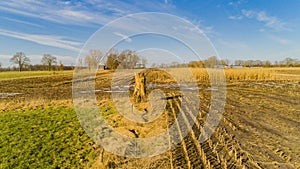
0 106 99 169
0 71 73 80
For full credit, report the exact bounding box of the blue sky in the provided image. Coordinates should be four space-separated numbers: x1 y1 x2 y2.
0 0 299 67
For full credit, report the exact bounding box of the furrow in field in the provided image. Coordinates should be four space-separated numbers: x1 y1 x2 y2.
167 98 191 169
224 89 299 166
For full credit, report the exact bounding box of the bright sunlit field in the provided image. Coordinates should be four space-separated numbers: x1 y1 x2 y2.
0 68 299 168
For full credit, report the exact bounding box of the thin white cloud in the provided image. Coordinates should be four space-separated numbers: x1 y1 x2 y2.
0 54 15 67
217 39 249 49
164 0 173 5
228 0 247 6
0 6 39 18
1 16 43 28
113 32 132 42
268 35 291 45
0 0 176 26
187 19 217 36
241 10 255 18
0 54 12 60
56 55 77 65
0 1 113 26
172 24 216 39
58 10 93 21
228 15 243 20
241 9 290 31
173 25 201 34
0 29 82 52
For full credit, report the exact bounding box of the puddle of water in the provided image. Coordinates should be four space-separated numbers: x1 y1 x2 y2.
80 83 208 94
0 93 23 98
103 90 128 93
205 87 218 91
80 89 128 94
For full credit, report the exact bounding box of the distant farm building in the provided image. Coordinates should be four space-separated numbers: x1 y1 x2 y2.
230 65 243 68
214 65 227 69
134 63 145 69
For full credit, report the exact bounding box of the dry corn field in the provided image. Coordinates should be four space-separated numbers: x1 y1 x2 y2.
1 67 299 169
93 67 300 169
192 67 300 81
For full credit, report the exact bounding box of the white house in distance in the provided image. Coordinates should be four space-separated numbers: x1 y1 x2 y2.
230 65 243 68
134 63 145 69
214 65 227 69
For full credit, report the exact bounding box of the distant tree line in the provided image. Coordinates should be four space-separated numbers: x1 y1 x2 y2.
0 52 73 72
152 56 300 68
234 57 300 67
0 49 148 72
0 51 299 71
105 49 147 69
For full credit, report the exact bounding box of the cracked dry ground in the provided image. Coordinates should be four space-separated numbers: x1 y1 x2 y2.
94 80 300 168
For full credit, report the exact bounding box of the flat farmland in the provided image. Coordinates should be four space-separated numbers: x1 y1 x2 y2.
0 68 299 168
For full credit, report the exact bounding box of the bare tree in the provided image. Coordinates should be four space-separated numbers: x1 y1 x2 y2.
77 58 83 68
118 50 140 69
105 50 141 69
85 50 103 70
234 60 244 66
151 63 157 68
281 57 299 67
10 52 30 71
204 56 218 68
42 54 57 71
141 57 148 65
59 60 64 71
106 52 119 69
263 60 271 67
